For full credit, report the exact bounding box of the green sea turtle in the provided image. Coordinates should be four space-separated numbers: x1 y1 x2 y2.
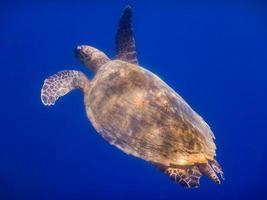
41 6 223 188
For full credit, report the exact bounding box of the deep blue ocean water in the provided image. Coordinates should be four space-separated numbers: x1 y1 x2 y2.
1 1 267 199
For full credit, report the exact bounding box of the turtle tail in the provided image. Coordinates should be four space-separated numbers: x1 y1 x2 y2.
41 70 90 106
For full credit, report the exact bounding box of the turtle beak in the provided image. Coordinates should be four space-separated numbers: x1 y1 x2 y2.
75 45 86 60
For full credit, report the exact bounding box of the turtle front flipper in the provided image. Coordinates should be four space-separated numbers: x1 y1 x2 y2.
115 6 138 64
41 70 90 106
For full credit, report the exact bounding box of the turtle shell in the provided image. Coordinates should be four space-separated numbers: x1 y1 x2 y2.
84 60 216 166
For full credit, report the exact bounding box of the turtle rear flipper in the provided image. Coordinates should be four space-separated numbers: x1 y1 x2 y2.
155 160 224 188
209 159 224 180
41 70 90 106
155 164 202 188
197 159 224 185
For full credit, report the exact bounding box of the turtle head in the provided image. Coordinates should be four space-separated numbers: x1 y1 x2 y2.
75 45 110 72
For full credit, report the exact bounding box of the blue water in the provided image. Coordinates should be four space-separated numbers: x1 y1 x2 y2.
1 1 267 199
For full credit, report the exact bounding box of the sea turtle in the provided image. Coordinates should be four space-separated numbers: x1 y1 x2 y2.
41 6 223 188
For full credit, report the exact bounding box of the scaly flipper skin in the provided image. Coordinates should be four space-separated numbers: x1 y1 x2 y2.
155 159 223 188
116 6 138 64
155 164 202 188
41 70 90 106
198 162 221 184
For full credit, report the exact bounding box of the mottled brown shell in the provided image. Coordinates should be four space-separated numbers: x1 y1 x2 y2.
83 60 216 166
